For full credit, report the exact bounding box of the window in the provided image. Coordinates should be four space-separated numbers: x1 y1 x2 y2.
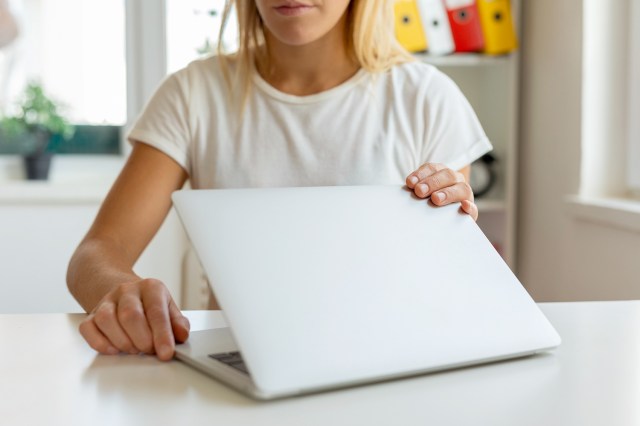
125 0 237 138
1 0 126 154
1 1 240 155
166 0 238 74
580 0 638 200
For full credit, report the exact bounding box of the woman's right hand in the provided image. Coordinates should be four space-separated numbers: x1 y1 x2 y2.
68 143 191 361
78 278 190 361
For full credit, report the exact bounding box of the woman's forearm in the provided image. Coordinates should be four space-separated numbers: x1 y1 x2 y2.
67 237 142 313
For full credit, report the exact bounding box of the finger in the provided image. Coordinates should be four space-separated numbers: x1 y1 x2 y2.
169 299 190 343
117 295 154 355
141 289 175 361
430 182 474 206
92 303 137 354
79 316 120 355
461 200 479 221
405 163 446 189
419 168 466 198
415 168 465 199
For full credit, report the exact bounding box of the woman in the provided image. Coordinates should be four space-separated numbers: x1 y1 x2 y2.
67 0 491 361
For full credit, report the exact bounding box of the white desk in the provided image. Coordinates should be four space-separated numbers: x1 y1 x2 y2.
1 302 639 426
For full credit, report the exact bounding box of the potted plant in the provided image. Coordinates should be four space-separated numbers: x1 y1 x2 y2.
0 82 74 180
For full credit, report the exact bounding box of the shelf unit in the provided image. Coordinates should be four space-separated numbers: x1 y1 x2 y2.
414 3 521 269
436 53 519 268
414 52 512 67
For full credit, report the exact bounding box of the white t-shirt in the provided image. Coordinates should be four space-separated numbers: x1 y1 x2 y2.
128 56 492 189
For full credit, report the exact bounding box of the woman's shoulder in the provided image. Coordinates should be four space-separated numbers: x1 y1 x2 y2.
376 60 462 103
386 60 454 89
169 54 237 87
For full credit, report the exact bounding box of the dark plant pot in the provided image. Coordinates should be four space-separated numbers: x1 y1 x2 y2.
24 152 53 180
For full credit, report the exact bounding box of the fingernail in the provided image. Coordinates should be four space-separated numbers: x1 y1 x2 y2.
434 192 446 202
417 183 429 195
158 345 172 360
106 346 119 355
408 176 418 185
181 317 191 329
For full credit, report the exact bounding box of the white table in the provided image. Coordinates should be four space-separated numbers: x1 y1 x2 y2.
1 302 639 426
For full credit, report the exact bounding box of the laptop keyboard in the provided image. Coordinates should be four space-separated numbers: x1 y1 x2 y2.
208 351 250 375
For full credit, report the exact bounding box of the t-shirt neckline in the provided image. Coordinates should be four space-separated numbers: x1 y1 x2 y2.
252 67 368 104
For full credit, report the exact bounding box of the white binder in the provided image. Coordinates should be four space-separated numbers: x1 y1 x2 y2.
417 0 455 56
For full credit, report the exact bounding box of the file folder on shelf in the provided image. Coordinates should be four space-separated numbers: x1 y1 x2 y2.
394 0 428 53
444 0 485 52
477 0 518 55
417 0 455 56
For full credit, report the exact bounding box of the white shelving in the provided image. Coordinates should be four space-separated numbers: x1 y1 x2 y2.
417 2 521 269
446 54 519 267
414 52 512 67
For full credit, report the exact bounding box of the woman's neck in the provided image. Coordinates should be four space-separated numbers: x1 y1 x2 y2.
257 16 360 96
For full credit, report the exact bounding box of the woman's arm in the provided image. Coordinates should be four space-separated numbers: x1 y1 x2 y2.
406 164 478 221
67 142 189 360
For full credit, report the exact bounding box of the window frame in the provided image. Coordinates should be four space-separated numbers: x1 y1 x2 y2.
580 0 640 200
124 0 168 153
627 0 640 195
3 1 223 155
1 0 132 156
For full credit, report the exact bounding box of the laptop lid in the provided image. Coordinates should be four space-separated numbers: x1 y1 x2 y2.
172 186 560 396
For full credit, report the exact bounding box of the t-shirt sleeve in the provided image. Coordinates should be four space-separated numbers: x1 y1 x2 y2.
421 68 493 171
127 72 192 173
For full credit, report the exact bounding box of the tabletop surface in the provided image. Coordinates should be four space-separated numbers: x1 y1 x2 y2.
1 301 639 426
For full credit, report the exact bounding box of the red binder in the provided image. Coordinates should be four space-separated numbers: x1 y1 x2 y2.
444 0 485 52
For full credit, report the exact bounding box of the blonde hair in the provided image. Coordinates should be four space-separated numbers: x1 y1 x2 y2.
217 0 412 102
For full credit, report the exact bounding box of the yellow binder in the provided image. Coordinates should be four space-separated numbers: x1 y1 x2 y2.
477 0 518 55
394 0 428 53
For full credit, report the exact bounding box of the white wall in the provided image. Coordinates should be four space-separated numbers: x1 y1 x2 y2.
518 0 640 301
0 180 186 313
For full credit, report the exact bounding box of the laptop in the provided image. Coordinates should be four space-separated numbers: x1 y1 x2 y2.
171 185 560 400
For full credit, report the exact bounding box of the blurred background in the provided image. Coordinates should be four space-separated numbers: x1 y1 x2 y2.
0 0 638 313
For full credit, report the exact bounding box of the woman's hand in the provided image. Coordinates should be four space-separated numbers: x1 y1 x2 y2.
68 143 191 361
78 278 190 361
405 163 478 221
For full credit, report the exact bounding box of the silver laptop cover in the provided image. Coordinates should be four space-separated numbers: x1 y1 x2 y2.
172 186 560 396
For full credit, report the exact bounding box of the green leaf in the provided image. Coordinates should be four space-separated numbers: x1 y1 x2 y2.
0 81 75 152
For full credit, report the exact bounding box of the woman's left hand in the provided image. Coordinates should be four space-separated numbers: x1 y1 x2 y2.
405 163 478 221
